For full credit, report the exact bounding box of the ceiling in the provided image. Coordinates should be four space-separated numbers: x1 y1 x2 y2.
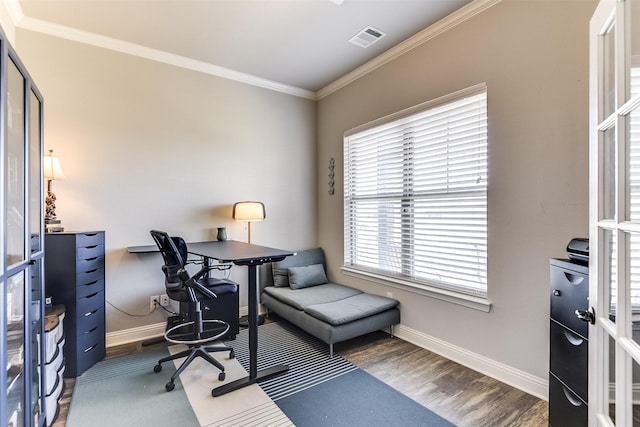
14 0 473 95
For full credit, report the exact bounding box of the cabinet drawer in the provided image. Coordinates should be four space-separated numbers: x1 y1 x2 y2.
76 290 104 317
550 319 588 403
549 373 587 427
77 244 104 260
76 322 105 356
76 342 106 376
550 262 589 337
77 278 104 300
77 266 105 288
77 307 104 334
76 232 104 248
76 256 104 275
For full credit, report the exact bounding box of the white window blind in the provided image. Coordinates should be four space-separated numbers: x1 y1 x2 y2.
344 84 488 297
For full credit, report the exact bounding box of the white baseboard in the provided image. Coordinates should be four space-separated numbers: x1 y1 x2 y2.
394 324 548 401
106 321 166 347
106 305 249 348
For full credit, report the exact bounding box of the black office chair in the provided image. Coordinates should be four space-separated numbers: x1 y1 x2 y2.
150 229 238 392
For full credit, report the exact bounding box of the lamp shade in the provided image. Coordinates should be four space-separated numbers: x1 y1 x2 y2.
232 201 265 222
43 150 65 181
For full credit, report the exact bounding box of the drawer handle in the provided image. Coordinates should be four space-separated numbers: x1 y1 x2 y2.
84 292 99 299
84 233 98 237
563 272 584 285
83 344 97 353
562 385 583 407
82 280 99 287
576 307 596 325
85 245 98 249
84 309 99 317
84 268 98 274
84 326 98 334
85 257 98 261
562 328 584 346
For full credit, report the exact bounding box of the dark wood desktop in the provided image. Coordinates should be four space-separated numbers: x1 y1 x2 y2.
128 239 295 396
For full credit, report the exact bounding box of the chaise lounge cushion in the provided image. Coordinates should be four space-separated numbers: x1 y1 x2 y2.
272 247 326 287
288 263 328 289
304 293 399 326
263 283 362 311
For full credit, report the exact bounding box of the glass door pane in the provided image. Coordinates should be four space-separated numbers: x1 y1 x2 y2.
6 58 25 266
29 259 42 426
604 21 617 120
6 272 25 427
628 101 640 222
28 90 41 255
604 126 617 220
628 0 640 105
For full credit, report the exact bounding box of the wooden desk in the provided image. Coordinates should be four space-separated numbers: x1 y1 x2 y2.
128 240 295 396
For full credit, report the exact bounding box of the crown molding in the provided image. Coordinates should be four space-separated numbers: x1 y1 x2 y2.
316 0 503 100
14 15 317 100
10 0 501 101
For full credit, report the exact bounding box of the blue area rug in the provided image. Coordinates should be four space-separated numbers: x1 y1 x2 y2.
277 369 453 427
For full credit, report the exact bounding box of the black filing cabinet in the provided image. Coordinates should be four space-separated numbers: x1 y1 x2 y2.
549 258 589 427
45 231 106 377
180 290 240 340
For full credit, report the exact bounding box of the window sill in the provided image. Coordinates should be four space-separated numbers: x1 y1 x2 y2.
340 266 493 313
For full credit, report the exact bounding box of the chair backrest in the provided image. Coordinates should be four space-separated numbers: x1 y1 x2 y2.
150 230 190 291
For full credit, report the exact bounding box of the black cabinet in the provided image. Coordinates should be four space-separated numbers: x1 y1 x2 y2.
45 231 106 377
180 290 239 340
549 258 589 427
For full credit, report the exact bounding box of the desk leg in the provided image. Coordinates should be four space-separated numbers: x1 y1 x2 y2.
211 263 288 397
248 264 258 378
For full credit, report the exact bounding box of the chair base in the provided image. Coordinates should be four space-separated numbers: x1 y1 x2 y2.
155 318 234 392
154 342 235 392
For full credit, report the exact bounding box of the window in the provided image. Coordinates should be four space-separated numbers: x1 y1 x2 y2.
343 84 488 300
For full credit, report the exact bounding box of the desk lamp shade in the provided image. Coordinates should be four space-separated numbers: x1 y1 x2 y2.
232 201 265 243
44 149 65 230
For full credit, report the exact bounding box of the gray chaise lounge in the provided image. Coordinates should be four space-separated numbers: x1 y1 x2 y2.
261 247 400 356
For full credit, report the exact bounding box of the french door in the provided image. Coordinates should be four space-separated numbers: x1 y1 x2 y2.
589 0 640 425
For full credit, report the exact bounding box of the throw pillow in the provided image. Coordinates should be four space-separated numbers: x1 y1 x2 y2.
288 264 328 289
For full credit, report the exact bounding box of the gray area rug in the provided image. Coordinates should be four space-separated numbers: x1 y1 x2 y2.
66 347 199 426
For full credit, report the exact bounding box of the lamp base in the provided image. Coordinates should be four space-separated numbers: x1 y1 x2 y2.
45 219 64 233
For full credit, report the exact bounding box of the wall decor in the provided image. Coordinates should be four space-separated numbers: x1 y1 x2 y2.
328 157 335 195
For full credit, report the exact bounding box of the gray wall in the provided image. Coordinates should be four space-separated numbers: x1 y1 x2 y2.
317 0 597 381
15 29 317 334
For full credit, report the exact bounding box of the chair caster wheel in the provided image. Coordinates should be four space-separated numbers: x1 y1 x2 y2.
218 372 226 381
154 364 162 373
165 381 175 392
229 349 235 359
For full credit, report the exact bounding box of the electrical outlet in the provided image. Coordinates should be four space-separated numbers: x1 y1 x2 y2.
150 295 160 311
159 294 169 307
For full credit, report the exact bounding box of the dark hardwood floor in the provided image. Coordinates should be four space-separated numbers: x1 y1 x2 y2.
336 330 547 427
52 321 548 427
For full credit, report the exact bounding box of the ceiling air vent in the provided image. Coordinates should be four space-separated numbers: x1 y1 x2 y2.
349 26 386 48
